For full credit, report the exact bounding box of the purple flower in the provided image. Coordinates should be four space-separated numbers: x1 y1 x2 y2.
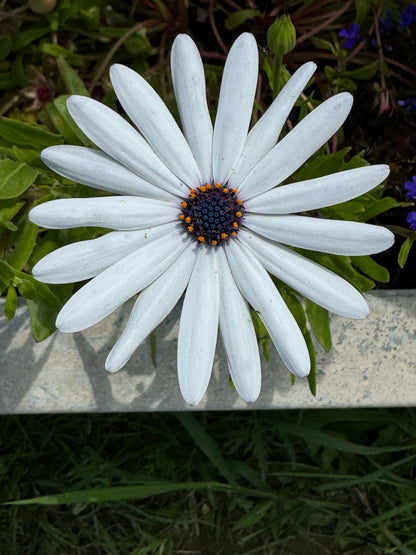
407 211 416 230
398 97 416 113
405 176 416 200
379 11 395 34
400 4 416 28
339 23 362 48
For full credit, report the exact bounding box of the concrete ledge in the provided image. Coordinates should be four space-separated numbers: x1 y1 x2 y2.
1 290 415 413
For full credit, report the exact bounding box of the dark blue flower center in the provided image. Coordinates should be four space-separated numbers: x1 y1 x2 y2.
180 183 245 246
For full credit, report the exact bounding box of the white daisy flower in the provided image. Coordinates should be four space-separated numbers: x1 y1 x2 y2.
29 33 394 405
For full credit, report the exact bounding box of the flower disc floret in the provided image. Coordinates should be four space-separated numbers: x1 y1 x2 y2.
180 183 244 245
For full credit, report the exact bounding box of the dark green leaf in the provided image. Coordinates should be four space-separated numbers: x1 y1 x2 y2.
11 28 50 51
4 286 17 320
357 197 396 222
352 256 390 283
225 9 262 31
38 43 83 66
0 258 15 283
176 414 238 486
341 61 379 80
304 329 316 396
0 117 62 150
7 218 38 271
48 95 93 146
0 35 12 60
57 55 89 96
0 159 38 199
398 237 413 268
306 300 331 352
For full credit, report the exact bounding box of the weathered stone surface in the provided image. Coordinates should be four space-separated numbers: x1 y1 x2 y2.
1 290 415 413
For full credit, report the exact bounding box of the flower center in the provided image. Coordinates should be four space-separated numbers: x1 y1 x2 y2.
179 183 244 246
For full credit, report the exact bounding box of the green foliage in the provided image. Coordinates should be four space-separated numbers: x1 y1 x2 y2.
1 409 416 552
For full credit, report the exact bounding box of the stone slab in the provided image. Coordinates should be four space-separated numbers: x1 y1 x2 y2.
0 290 415 413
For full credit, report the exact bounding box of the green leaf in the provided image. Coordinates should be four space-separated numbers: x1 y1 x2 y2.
306 300 331 352
4 286 17 320
38 43 83 66
0 159 38 199
0 199 24 231
48 95 93 146
176 414 238 486
251 310 270 361
57 55 89 96
282 290 307 333
0 35 12 60
233 501 274 530
15 277 37 300
225 9 262 31
310 37 337 56
398 237 413 268
7 218 38 271
341 61 379 80
351 256 390 283
304 329 316 396
0 118 62 150
0 258 15 283
357 197 396 222
11 28 50 51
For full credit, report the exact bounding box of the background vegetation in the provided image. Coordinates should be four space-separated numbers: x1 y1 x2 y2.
1 0 416 553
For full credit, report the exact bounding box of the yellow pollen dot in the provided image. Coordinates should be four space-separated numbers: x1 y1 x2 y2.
181 201 187 208
221 233 228 240
223 188 229 193
206 183 212 189
188 225 194 232
211 240 217 246
236 211 242 218
190 188 196 194
233 188 237 193
231 231 237 237
215 183 221 189
179 214 185 220
185 216 192 223
237 199 243 205
232 222 239 229
198 236 205 243
200 186 206 192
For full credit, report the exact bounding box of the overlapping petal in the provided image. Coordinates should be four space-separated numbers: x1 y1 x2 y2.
244 214 394 255
212 33 259 184
56 232 189 333
67 96 189 197
245 165 390 214
106 244 198 373
110 64 201 186
32 223 176 284
225 241 310 378
238 93 353 199
171 34 213 182
177 248 220 405
216 248 261 402
41 146 176 201
231 62 316 186
30 197 178 230
239 230 369 318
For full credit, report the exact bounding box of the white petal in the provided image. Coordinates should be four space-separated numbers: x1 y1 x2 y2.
32 223 176 284
106 243 198 373
239 230 369 318
177 247 219 405
232 62 316 186
216 248 261 402
41 146 176 202
225 241 310 378
238 93 354 199
56 231 189 333
245 165 390 214
212 33 258 184
66 96 189 197
171 34 213 182
29 197 178 230
244 214 395 255
110 64 201 187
